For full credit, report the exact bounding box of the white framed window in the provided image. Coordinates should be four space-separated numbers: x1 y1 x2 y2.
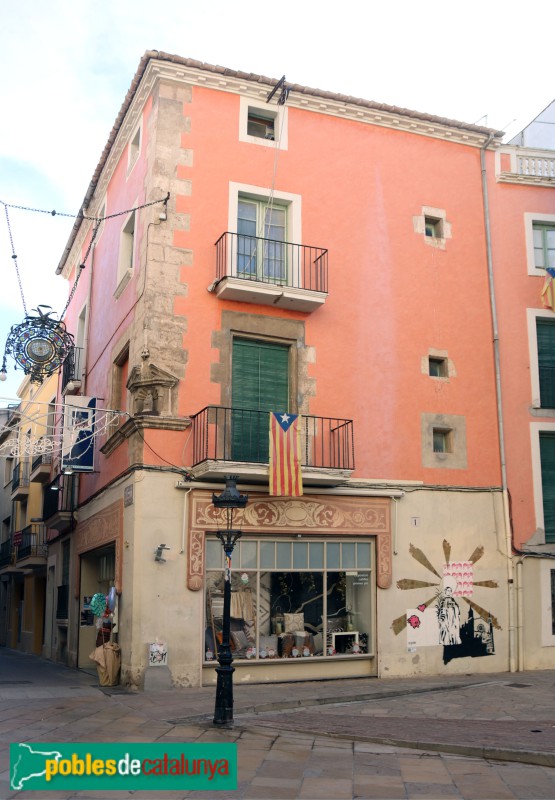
525 213 555 276
228 182 301 282
237 197 287 281
127 123 142 173
527 308 555 411
115 209 136 298
239 96 288 150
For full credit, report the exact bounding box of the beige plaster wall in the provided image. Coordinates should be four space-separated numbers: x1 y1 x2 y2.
518 557 555 670
378 488 510 677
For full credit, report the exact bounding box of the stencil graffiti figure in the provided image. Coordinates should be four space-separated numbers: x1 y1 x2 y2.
436 577 461 645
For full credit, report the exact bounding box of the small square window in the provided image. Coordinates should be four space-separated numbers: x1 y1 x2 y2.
433 428 452 453
425 216 443 239
429 357 448 378
247 111 275 141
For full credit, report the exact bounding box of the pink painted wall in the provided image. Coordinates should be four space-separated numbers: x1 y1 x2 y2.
171 86 500 486
65 83 503 497
488 165 555 548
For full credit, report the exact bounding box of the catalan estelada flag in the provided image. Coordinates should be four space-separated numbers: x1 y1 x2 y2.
269 412 303 497
541 267 555 312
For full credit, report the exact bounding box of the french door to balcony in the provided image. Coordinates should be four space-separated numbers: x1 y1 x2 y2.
232 338 289 462
237 199 287 282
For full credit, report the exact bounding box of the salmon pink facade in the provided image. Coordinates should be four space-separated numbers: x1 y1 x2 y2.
42 52 537 688
488 103 555 669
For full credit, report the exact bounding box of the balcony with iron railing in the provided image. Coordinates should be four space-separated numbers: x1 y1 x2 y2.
0 537 17 569
62 346 84 394
213 232 328 312
43 475 76 532
190 406 354 485
11 460 30 500
30 443 53 483
16 523 48 565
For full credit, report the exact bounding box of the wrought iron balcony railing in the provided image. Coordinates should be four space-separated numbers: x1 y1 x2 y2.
12 460 30 493
0 538 16 568
61 346 84 393
32 447 53 473
215 232 328 294
191 406 354 471
43 475 75 522
17 523 48 560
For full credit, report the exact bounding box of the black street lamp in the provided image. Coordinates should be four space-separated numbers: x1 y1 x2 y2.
212 475 248 726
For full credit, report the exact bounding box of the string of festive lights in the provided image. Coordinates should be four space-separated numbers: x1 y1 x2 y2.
0 193 170 385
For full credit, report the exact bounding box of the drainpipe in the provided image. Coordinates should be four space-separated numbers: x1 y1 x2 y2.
516 557 525 671
480 134 517 672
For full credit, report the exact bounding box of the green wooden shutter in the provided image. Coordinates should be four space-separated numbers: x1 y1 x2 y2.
540 432 555 543
232 339 289 461
537 319 555 408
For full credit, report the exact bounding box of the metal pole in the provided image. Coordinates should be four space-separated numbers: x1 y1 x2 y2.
213 530 241 725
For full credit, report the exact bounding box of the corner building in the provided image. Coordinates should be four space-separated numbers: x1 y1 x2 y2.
53 51 512 687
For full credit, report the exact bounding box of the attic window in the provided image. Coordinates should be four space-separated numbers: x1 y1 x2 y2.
247 111 275 141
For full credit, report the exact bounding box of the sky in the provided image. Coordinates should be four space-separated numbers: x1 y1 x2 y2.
1 0 554 404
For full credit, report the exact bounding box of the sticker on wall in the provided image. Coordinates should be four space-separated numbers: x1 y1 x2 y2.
394 539 500 665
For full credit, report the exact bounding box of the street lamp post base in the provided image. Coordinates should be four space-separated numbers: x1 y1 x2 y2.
213 663 235 725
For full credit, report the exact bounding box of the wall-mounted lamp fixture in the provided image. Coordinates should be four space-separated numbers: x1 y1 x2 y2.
154 543 170 563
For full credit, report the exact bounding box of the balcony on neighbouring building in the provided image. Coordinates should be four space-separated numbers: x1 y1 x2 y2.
497 147 555 185
56 584 69 620
15 523 48 568
190 406 354 484
213 232 328 312
0 537 17 571
11 460 30 501
61 346 84 395
43 475 76 532
30 444 53 483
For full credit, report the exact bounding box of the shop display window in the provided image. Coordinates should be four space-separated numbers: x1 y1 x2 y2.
204 537 373 662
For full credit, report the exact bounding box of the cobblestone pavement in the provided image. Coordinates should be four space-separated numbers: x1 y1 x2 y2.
1 648 555 799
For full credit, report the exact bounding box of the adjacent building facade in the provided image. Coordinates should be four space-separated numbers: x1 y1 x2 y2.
1 52 553 687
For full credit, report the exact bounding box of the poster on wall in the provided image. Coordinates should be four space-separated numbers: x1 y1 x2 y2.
395 539 500 665
62 396 96 472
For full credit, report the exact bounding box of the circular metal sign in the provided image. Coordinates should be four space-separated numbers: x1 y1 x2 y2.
4 306 75 384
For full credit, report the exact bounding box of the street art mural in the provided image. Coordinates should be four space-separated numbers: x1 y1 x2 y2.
393 540 499 665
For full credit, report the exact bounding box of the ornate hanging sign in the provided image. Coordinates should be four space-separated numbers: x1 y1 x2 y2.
1 305 75 385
